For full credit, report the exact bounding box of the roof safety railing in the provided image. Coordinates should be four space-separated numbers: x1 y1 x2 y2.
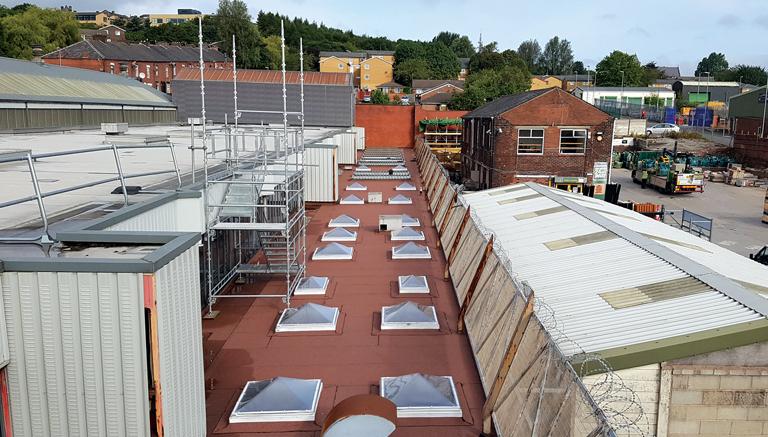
0 141 182 245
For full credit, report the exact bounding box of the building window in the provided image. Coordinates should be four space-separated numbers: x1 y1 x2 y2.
115 31 121 36
156 18 163 24
517 129 545 155
146 65 151 79
559 129 587 154
338 63 344 69
364 74 370 81
364 64 370 70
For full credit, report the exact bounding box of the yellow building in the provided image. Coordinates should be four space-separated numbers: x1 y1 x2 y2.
319 50 394 90
360 57 394 91
74 10 124 26
530 75 563 90
143 9 205 26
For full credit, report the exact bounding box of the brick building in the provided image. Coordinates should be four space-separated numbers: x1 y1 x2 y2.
461 87 614 190
42 40 230 94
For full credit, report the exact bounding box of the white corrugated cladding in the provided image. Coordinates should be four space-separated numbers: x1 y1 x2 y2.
334 131 357 164
153 246 206 436
105 196 205 234
304 143 339 202
0 271 150 437
462 184 766 357
0 276 8 368
351 126 366 150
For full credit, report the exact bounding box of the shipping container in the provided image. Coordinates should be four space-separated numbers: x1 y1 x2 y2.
334 132 357 165
0 231 206 437
351 126 366 150
305 143 339 202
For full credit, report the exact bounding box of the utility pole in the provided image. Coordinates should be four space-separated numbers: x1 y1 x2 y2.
620 70 625 119
703 71 710 132
762 74 768 138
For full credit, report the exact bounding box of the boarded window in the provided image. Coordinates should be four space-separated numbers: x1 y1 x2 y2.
517 128 544 154
559 129 587 154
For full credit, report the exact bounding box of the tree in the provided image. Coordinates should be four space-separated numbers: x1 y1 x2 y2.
517 39 541 73
370 89 389 104
538 36 573 75
0 6 78 59
394 39 427 63
394 58 431 86
449 36 475 58
643 62 663 85
449 64 531 110
695 52 728 77
571 61 587 75
425 42 460 79
595 50 646 86
216 0 263 69
716 64 768 86
469 43 506 71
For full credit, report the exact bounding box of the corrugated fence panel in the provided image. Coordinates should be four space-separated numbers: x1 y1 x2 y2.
335 132 357 165
439 204 466 249
305 145 338 202
352 126 365 150
449 224 486 302
154 246 206 437
429 177 448 213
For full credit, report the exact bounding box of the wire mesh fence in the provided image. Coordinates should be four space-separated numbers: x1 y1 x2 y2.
594 98 674 124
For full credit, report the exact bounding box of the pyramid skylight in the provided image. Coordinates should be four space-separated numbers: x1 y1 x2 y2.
380 374 461 418
313 243 354 260
230 377 323 423
391 165 408 172
396 182 416 191
401 215 420 227
381 302 438 330
391 227 425 241
328 214 360 228
340 194 364 205
392 242 431 259
398 275 430 294
356 165 371 172
388 195 412 205
346 182 368 191
294 276 329 296
322 227 358 242
276 303 339 332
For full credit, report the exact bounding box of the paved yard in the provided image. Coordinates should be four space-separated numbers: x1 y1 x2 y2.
611 168 767 257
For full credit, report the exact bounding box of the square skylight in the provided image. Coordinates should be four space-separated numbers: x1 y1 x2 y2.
391 227 425 241
322 227 358 242
398 275 430 294
340 195 364 205
388 195 412 205
328 214 360 228
276 303 339 332
381 302 439 330
380 374 461 418
392 242 431 259
396 182 417 191
346 182 368 191
294 276 329 296
230 377 322 423
313 243 354 260
401 215 421 227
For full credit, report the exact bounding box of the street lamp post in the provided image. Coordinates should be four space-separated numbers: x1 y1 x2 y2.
762 74 768 138
704 71 711 132
620 70 625 118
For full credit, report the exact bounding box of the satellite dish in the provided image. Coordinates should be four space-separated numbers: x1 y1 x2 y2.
139 72 146 79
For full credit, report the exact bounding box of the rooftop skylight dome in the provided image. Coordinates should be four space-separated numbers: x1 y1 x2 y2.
380 374 461 418
340 194 364 205
328 214 360 228
401 215 420 227
381 301 438 330
230 377 323 423
388 194 412 205
322 227 358 242
276 302 339 332
294 276 330 295
398 275 430 294
313 242 354 260
391 165 408 172
396 182 416 191
392 242 431 259
391 227 425 241
356 165 371 172
346 182 368 191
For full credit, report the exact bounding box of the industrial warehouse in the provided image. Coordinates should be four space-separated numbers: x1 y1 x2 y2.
0 7 767 437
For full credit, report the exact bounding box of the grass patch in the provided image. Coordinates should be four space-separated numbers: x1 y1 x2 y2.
666 131 703 140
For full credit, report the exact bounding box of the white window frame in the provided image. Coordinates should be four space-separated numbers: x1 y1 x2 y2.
517 128 545 155
364 74 370 81
364 63 371 70
338 63 343 69
559 128 588 155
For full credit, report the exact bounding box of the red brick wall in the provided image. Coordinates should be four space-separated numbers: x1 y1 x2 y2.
43 58 103 71
733 134 768 168
355 105 415 147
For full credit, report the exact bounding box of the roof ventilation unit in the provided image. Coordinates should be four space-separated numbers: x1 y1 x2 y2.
398 275 430 294
392 242 431 259
313 242 354 260
328 214 360 228
396 182 416 191
322 227 358 242
346 182 368 191
275 302 340 332
380 373 462 418
391 227 425 241
381 302 439 330
295 276 330 295
230 377 323 423
340 195 364 205
401 215 420 227
388 195 412 205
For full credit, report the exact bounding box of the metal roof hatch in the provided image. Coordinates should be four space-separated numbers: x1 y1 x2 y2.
328 214 360 228
392 242 431 259
295 276 330 295
313 242 354 260
230 377 323 423
381 302 438 330
380 374 461 418
391 227 425 241
322 227 358 242
388 195 412 205
398 275 430 294
276 303 340 332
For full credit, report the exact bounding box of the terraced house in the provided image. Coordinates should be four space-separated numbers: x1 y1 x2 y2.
319 50 395 91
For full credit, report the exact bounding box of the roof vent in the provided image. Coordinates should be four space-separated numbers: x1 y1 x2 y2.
230 377 323 423
381 302 438 330
313 243 354 260
392 242 431 259
388 195 412 205
328 214 360 228
295 276 330 296
340 194 364 205
380 373 461 418
401 215 420 227
321 394 397 437
276 303 339 332
346 182 368 191
396 182 416 191
391 227 425 241
398 275 430 294
322 227 358 242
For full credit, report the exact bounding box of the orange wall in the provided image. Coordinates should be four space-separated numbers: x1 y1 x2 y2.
355 105 468 148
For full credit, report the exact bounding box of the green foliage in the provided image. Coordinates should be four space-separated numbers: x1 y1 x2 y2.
432 31 474 58
394 58 431 86
216 0 263 69
449 64 531 110
370 89 390 104
425 42 460 79
595 51 647 86
643 62 663 85
517 39 541 73
716 65 768 86
695 52 728 77
0 5 79 59
394 40 427 63
538 36 573 75
125 16 218 45
571 61 586 75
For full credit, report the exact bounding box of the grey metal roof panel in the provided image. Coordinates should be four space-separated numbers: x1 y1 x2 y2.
462 88 552 118
320 51 366 58
43 40 226 62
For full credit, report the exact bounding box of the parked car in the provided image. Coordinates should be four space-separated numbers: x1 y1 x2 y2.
400 95 410 105
646 123 680 136
362 95 371 103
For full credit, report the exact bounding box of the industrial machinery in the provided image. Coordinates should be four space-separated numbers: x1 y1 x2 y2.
630 151 704 194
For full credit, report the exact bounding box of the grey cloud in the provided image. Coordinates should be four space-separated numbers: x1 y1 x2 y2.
717 14 742 26
626 26 650 38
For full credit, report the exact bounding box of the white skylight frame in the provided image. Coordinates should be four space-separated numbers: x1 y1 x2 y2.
401 215 421 227
340 194 364 205
346 182 368 191
391 227 425 241
312 243 354 260
396 182 417 191
322 228 358 242
229 378 323 423
381 302 439 330
398 275 430 294
356 165 372 172
380 374 462 418
328 214 360 228
294 276 330 295
275 303 340 332
388 195 413 205
392 242 431 259
391 165 408 172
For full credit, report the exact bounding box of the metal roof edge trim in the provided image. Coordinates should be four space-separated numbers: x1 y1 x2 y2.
83 191 202 231
571 319 768 375
526 182 768 317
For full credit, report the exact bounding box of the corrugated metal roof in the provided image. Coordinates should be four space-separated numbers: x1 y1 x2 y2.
677 80 740 87
0 57 173 106
173 68 352 86
43 40 227 62
462 183 768 358
462 88 553 118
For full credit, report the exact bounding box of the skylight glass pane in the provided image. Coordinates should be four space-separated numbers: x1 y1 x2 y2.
346 182 368 191
391 227 425 241
398 275 430 294
380 374 461 418
230 377 322 423
401 215 420 227
276 303 339 332
381 302 438 330
294 276 329 295
328 214 360 228
396 182 416 191
388 194 412 205
392 242 431 259
313 243 354 260
322 228 358 242
340 195 364 205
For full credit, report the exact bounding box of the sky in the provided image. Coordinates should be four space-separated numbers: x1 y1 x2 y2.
6 0 768 74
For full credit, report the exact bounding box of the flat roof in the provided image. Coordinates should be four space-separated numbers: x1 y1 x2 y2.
202 148 485 434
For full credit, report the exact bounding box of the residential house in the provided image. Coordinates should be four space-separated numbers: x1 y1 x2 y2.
413 79 465 109
142 9 204 26
672 80 742 106
530 75 563 90
319 50 395 91
557 74 593 92
377 81 405 95
458 57 470 80
658 66 682 79
42 40 230 94
74 10 126 26
461 87 614 190
79 25 127 43
573 86 675 108
359 56 394 91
